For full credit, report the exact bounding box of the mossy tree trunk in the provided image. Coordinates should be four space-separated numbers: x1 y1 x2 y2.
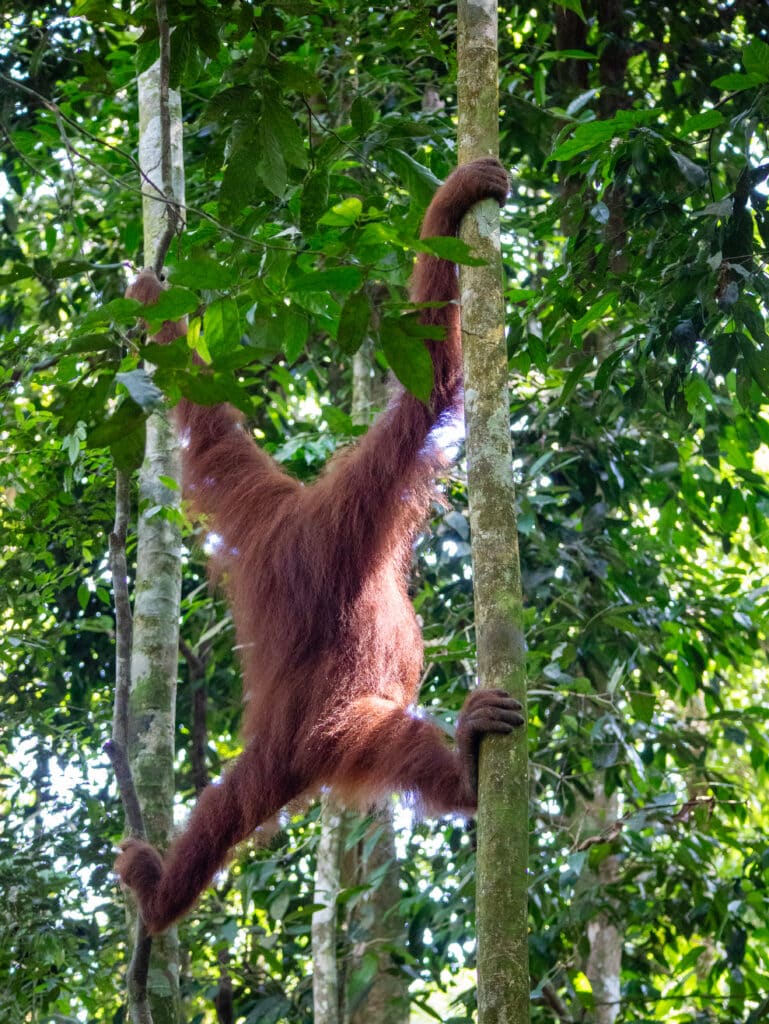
124 55 186 1024
457 2 530 1023
313 795 344 1024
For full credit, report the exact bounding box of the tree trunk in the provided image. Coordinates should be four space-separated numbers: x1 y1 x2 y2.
347 291 407 1024
578 790 622 1024
313 306 408 1024
457 3 529 1024
125 55 186 1024
346 811 409 1024
569 8 628 1014
313 795 345 1024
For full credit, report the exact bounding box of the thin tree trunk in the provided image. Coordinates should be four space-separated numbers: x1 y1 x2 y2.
124 37 186 1024
346 301 408 1024
313 795 345 1024
457 3 529 1023
313 300 407 1024
347 811 409 1024
572 9 628 1016
578 789 621 1024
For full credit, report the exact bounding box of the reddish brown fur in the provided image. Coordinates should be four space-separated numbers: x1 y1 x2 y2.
116 158 524 935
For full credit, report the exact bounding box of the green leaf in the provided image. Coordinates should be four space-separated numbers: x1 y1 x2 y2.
557 0 585 19
81 297 139 327
322 405 354 433
680 110 724 135
630 691 656 724
135 36 159 76
418 236 485 265
337 289 372 354
551 120 617 162
278 306 309 363
559 356 592 405
181 371 251 409
300 168 330 234
168 260 237 290
269 99 308 169
142 287 199 326
676 946 709 973
380 318 434 403
143 337 191 369
87 399 144 449
386 149 441 208
742 38 769 82
291 267 363 294
551 109 655 162
191 10 220 59
221 141 261 220
0 261 34 284
318 197 363 227
594 348 625 391
115 370 164 412
528 335 548 373
169 24 200 90
350 95 376 135
110 424 147 473
710 72 763 92
743 343 769 397
709 333 740 377
670 150 708 188
256 120 288 197
571 292 617 335
204 298 241 358
68 333 117 354
49 260 97 279
348 951 380 1005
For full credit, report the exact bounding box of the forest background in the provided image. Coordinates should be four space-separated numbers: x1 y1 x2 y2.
1 2 769 1023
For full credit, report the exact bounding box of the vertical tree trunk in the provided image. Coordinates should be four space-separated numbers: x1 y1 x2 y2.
125 53 186 1024
572 8 627 1014
346 811 408 1024
579 790 621 1024
346 304 408 1024
313 308 407 1024
457 3 529 1023
313 795 344 1024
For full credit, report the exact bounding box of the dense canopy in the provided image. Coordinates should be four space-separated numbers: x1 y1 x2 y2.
1 2 768 1022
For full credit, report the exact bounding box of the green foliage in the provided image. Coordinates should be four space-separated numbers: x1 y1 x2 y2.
1 1 769 1022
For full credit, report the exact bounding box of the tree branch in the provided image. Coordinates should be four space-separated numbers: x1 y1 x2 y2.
106 469 144 834
152 0 183 272
105 467 153 1024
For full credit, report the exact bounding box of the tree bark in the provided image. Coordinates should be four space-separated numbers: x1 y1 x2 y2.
312 300 408 1024
313 795 344 1024
124 48 186 1024
578 790 622 1024
346 811 408 1024
457 3 529 1023
346 286 407 1024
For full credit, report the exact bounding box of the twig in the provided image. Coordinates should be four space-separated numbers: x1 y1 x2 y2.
126 922 154 1024
152 0 183 272
538 982 573 1023
214 948 234 1024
